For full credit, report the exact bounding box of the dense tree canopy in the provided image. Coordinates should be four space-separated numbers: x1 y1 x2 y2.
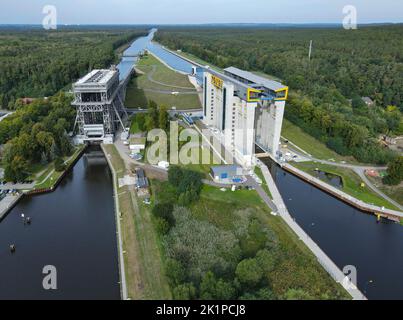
0 27 146 109
156 25 403 164
1 92 75 182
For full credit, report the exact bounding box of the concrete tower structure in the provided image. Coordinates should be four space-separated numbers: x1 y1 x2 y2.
202 66 288 168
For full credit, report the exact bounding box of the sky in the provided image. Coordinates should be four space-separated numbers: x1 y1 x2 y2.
0 0 402 25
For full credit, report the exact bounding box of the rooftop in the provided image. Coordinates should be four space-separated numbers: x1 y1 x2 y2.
75 69 118 86
211 165 243 176
224 67 285 91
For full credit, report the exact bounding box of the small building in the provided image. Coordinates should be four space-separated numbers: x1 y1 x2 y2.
135 168 149 189
210 165 244 183
129 137 146 153
362 97 375 107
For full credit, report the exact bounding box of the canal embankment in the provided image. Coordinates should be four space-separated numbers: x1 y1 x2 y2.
282 163 403 222
101 143 128 300
101 143 171 300
259 163 366 300
0 145 87 221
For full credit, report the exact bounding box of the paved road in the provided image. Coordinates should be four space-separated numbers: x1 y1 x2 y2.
259 164 366 300
354 168 403 211
282 137 401 209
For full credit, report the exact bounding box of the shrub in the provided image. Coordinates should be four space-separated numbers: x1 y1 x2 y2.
54 157 66 172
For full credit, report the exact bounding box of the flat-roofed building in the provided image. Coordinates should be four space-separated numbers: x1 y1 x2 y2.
202 66 288 168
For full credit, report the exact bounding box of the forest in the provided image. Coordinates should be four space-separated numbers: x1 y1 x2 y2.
156 25 403 164
0 26 147 181
0 27 147 109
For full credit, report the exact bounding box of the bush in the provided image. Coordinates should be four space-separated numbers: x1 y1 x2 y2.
235 258 263 289
152 202 175 227
164 207 240 282
54 157 66 172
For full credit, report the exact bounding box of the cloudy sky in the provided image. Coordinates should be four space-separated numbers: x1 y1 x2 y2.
0 0 402 24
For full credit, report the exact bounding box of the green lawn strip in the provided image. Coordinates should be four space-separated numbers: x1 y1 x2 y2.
104 144 171 299
139 54 194 88
34 145 85 190
178 145 219 177
125 54 201 110
366 175 403 206
292 161 400 211
254 166 273 199
281 119 352 162
193 185 349 299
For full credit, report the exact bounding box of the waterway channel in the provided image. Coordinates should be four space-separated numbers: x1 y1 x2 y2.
1 28 402 300
0 147 120 299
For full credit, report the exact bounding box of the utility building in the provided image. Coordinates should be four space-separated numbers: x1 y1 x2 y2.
202 66 288 168
72 67 127 144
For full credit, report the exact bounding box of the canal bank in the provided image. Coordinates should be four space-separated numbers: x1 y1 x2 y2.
263 159 403 300
101 144 128 300
0 147 120 299
282 163 403 222
258 164 366 300
0 145 87 222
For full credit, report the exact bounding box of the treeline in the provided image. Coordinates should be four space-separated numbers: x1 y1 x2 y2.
0 28 147 109
156 26 403 164
152 167 336 300
1 92 75 182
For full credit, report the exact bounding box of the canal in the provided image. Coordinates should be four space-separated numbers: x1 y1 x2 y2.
265 160 403 300
0 147 120 299
1 28 402 300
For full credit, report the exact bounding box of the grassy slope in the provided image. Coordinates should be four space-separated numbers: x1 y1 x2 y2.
192 185 349 299
103 144 171 300
125 54 201 110
34 145 85 190
281 119 354 162
292 161 400 211
366 175 403 206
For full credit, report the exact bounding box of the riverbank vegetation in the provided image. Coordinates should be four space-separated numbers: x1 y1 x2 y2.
1 92 76 182
156 26 403 164
125 54 201 110
0 26 147 109
150 166 349 299
291 162 400 210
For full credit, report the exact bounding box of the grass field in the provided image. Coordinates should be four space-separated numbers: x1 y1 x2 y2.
366 175 403 206
254 166 273 199
125 54 201 110
191 185 349 299
281 119 354 162
103 144 171 300
292 161 400 211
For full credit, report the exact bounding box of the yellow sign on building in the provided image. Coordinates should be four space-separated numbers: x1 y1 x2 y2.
211 75 223 89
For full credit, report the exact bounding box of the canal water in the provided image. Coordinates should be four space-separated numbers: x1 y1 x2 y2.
1 28 402 300
117 28 194 81
265 160 403 300
0 148 120 299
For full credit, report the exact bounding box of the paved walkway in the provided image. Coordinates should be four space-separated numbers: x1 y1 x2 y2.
282 137 401 210
283 163 403 218
354 168 403 211
0 193 22 220
101 144 128 300
259 164 367 300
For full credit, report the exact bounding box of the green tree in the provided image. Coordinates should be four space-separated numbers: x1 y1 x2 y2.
383 156 403 185
159 105 169 131
235 258 263 289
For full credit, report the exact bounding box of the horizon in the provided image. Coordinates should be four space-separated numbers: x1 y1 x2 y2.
1 0 403 25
